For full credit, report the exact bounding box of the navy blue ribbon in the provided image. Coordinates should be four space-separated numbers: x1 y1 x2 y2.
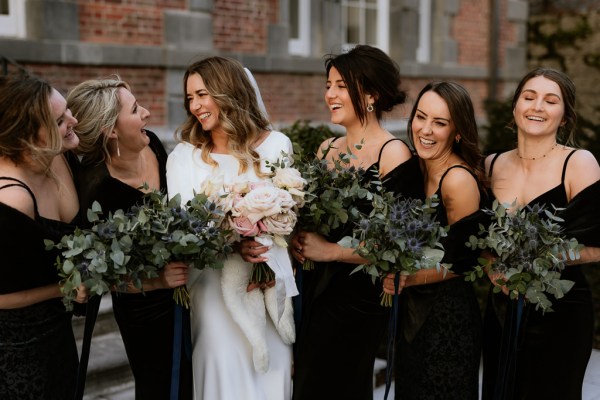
73 295 102 400
383 272 401 400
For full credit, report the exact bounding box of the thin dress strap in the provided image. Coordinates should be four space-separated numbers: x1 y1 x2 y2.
377 138 407 165
487 153 502 178
438 165 477 194
0 176 40 218
561 149 578 183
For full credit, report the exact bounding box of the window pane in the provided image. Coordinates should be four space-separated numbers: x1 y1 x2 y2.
0 0 9 15
366 8 376 44
289 0 299 39
346 5 360 43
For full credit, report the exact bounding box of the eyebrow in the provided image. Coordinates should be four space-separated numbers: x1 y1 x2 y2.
522 88 562 99
416 108 450 122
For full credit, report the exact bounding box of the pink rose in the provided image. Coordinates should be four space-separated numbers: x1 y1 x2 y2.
230 216 262 237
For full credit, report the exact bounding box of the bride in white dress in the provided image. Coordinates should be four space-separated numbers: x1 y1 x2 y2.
166 56 296 400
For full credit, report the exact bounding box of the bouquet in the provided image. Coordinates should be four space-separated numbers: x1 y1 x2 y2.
339 195 447 306
465 200 581 312
202 156 306 286
46 190 232 309
295 140 384 270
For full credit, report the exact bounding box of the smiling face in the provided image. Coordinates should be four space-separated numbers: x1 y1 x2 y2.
325 66 358 128
513 75 565 139
113 87 150 154
38 88 78 150
186 73 222 134
411 91 456 161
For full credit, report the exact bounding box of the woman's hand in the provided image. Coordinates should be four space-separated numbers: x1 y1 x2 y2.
157 261 189 289
237 238 269 264
293 231 340 263
73 284 88 304
382 273 408 295
246 280 276 292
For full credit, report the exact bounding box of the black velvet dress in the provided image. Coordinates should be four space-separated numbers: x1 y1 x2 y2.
293 139 425 400
0 177 79 400
394 165 485 400
77 131 192 400
482 150 595 400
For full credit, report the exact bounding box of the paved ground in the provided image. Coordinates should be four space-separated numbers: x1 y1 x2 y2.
374 349 600 400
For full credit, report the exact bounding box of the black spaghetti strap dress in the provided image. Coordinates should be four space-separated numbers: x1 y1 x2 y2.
482 150 594 400
293 139 425 400
0 177 79 400
77 131 192 400
394 165 485 400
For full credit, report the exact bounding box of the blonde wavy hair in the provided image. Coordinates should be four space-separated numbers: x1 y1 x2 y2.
177 57 271 176
67 76 130 166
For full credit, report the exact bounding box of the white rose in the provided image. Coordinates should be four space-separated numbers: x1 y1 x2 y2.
243 184 282 224
277 188 296 212
273 167 306 191
262 210 297 237
199 175 224 198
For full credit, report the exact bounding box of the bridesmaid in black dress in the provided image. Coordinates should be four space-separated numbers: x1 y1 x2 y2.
482 68 600 400
67 77 193 400
0 72 85 399
290 45 424 400
383 81 486 399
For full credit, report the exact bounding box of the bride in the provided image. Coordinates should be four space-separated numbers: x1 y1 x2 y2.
166 56 296 400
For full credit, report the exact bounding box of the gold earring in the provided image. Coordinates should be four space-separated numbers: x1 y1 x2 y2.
116 137 121 157
455 136 461 144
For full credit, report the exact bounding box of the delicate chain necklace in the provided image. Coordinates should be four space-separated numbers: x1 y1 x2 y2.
517 143 558 160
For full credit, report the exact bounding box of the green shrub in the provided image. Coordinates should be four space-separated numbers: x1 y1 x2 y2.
280 120 341 159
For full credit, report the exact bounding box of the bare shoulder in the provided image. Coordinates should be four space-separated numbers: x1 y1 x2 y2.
441 166 479 195
316 136 342 159
0 183 35 218
565 148 600 196
378 139 412 175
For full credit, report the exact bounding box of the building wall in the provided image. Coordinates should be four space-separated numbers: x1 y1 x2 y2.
0 0 530 139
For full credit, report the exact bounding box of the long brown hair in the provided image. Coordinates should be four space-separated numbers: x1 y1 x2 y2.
177 56 271 175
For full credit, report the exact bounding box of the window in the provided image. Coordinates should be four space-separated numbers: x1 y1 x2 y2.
289 0 311 56
341 0 389 53
416 0 431 63
0 0 25 38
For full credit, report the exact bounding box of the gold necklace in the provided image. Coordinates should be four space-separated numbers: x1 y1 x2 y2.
517 143 557 160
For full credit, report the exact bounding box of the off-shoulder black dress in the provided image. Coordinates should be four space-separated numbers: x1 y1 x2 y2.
482 150 595 400
77 131 192 400
293 139 425 400
0 177 78 400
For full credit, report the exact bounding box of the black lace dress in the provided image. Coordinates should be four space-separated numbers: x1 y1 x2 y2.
77 131 192 400
293 139 425 400
482 150 595 400
0 178 78 400
394 165 485 400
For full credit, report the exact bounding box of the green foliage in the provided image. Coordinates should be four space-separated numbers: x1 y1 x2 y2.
482 98 515 155
280 120 340 160
465 200 581 312
46 191 233 309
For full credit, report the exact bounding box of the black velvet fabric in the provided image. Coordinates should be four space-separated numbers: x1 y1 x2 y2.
482 152 594 400
0 178 78 400
77 131 192 400
293 144 424 400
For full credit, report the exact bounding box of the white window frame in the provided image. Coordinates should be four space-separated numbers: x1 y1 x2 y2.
0 0 25 38
288 0 311 56
416 0 431 63
340 0 389 54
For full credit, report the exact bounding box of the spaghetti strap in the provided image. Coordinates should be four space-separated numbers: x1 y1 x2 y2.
0 176 39 217
561 149 578 183
377 138 408 165
488 153 502 178
438 165 477 194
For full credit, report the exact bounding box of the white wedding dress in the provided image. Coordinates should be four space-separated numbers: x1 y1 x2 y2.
166 131 295 400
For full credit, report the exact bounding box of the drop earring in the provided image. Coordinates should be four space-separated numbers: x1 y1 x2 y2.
367 103 374 113
116 137 121 157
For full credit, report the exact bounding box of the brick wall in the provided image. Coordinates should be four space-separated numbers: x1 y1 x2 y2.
213 0 278 53
453 0 490 68
25 63 168 127
77 0 186 45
